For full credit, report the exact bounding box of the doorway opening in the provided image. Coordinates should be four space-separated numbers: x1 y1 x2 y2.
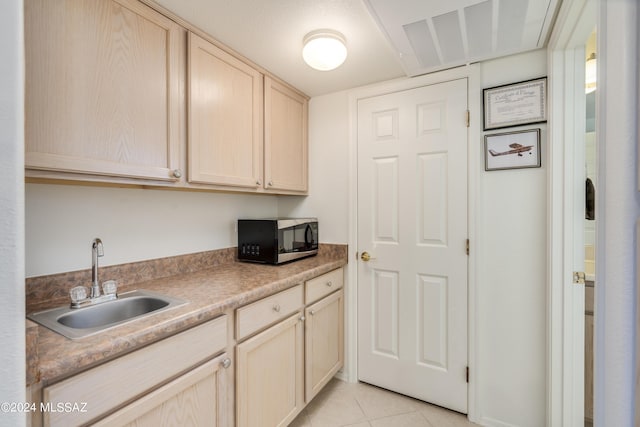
583 28 597 427
547 0 597 424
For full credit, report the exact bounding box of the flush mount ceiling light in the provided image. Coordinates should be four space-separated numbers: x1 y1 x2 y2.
302 30 347 71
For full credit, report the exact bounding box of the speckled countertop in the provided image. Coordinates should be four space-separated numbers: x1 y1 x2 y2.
27 245 347 386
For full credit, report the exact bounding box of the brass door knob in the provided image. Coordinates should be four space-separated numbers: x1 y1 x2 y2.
361 251 375 262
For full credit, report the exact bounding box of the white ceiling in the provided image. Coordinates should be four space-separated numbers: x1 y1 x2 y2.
154 0 405 97
153 0 559 98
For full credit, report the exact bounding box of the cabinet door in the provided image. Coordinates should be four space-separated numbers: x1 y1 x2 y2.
188 32 263 188
93 354 230 427
305 289 344 402
264 77 308 193
236 313 304 427
25 0 182 181
42 318 227 426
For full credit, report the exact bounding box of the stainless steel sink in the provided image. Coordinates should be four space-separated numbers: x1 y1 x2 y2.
28 290 187 340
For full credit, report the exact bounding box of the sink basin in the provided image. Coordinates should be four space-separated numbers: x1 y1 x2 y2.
28 290 187 340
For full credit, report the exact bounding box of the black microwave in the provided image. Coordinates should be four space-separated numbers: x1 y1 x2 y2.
238 218 318 264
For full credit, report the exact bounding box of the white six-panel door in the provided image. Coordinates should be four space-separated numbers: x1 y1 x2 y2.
357 78 469 413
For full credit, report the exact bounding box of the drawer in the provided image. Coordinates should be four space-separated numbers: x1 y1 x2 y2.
236 284 303 341
305 267 344 304
43 315 228 427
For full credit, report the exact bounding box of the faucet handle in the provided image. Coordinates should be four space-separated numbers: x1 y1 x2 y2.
102 280 117 296
70 286 88 303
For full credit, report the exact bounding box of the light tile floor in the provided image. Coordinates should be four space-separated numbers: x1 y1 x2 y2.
289 379 480 427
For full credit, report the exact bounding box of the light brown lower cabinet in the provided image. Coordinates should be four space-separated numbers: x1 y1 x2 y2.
235 268 345 427
236 312 305 427
31 269 344 427
40 317 228 427
305 289 344 401
93 354 230 427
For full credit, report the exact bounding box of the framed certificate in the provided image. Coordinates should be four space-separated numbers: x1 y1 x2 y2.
483 77 547 130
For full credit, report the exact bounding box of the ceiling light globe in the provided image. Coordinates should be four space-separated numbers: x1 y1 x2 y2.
302 30 347 71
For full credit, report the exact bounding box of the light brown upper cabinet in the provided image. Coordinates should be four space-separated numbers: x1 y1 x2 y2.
25 0 183 182
188 32 263 189
264 77 309 193
25 0 308 195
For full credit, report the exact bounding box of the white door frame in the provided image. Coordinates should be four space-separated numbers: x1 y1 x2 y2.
346 65 481 422
548 0 640 425
547 1 595 425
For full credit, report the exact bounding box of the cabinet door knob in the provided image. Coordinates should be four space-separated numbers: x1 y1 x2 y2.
272 304 281 313
268 181 273 187
299 316 305 322
256 180 261 186
326 281 333 287
172 169 182 178
309 310 315 316
221 358 231 369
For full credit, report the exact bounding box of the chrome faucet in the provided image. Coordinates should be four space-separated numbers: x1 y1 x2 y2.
68 238 117 308
91 238 104 298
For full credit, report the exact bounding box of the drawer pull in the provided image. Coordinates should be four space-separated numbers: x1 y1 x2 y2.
326 281 333 287
272 304 281 313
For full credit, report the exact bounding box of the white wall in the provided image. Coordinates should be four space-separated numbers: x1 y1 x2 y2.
22 46 548 427
476 49 548 427
0 0 26 425
278 89 353 379
283 49 548 426
594 0 639 424
278 91 351 243
25 184 278 277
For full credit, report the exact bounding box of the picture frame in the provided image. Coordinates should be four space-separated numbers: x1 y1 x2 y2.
484 129 541 171
483 77 547 130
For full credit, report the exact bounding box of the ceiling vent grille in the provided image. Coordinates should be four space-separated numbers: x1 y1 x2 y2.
365 0 559 76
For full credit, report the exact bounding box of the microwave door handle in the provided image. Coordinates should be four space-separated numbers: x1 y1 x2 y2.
305 224 313 246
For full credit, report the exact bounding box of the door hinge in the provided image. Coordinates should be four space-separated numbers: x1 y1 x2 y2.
573 271 586 284
466 366 469 383
465 239 470 255
465 110 470 127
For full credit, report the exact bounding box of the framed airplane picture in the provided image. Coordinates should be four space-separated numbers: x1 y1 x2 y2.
484 128 541 171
